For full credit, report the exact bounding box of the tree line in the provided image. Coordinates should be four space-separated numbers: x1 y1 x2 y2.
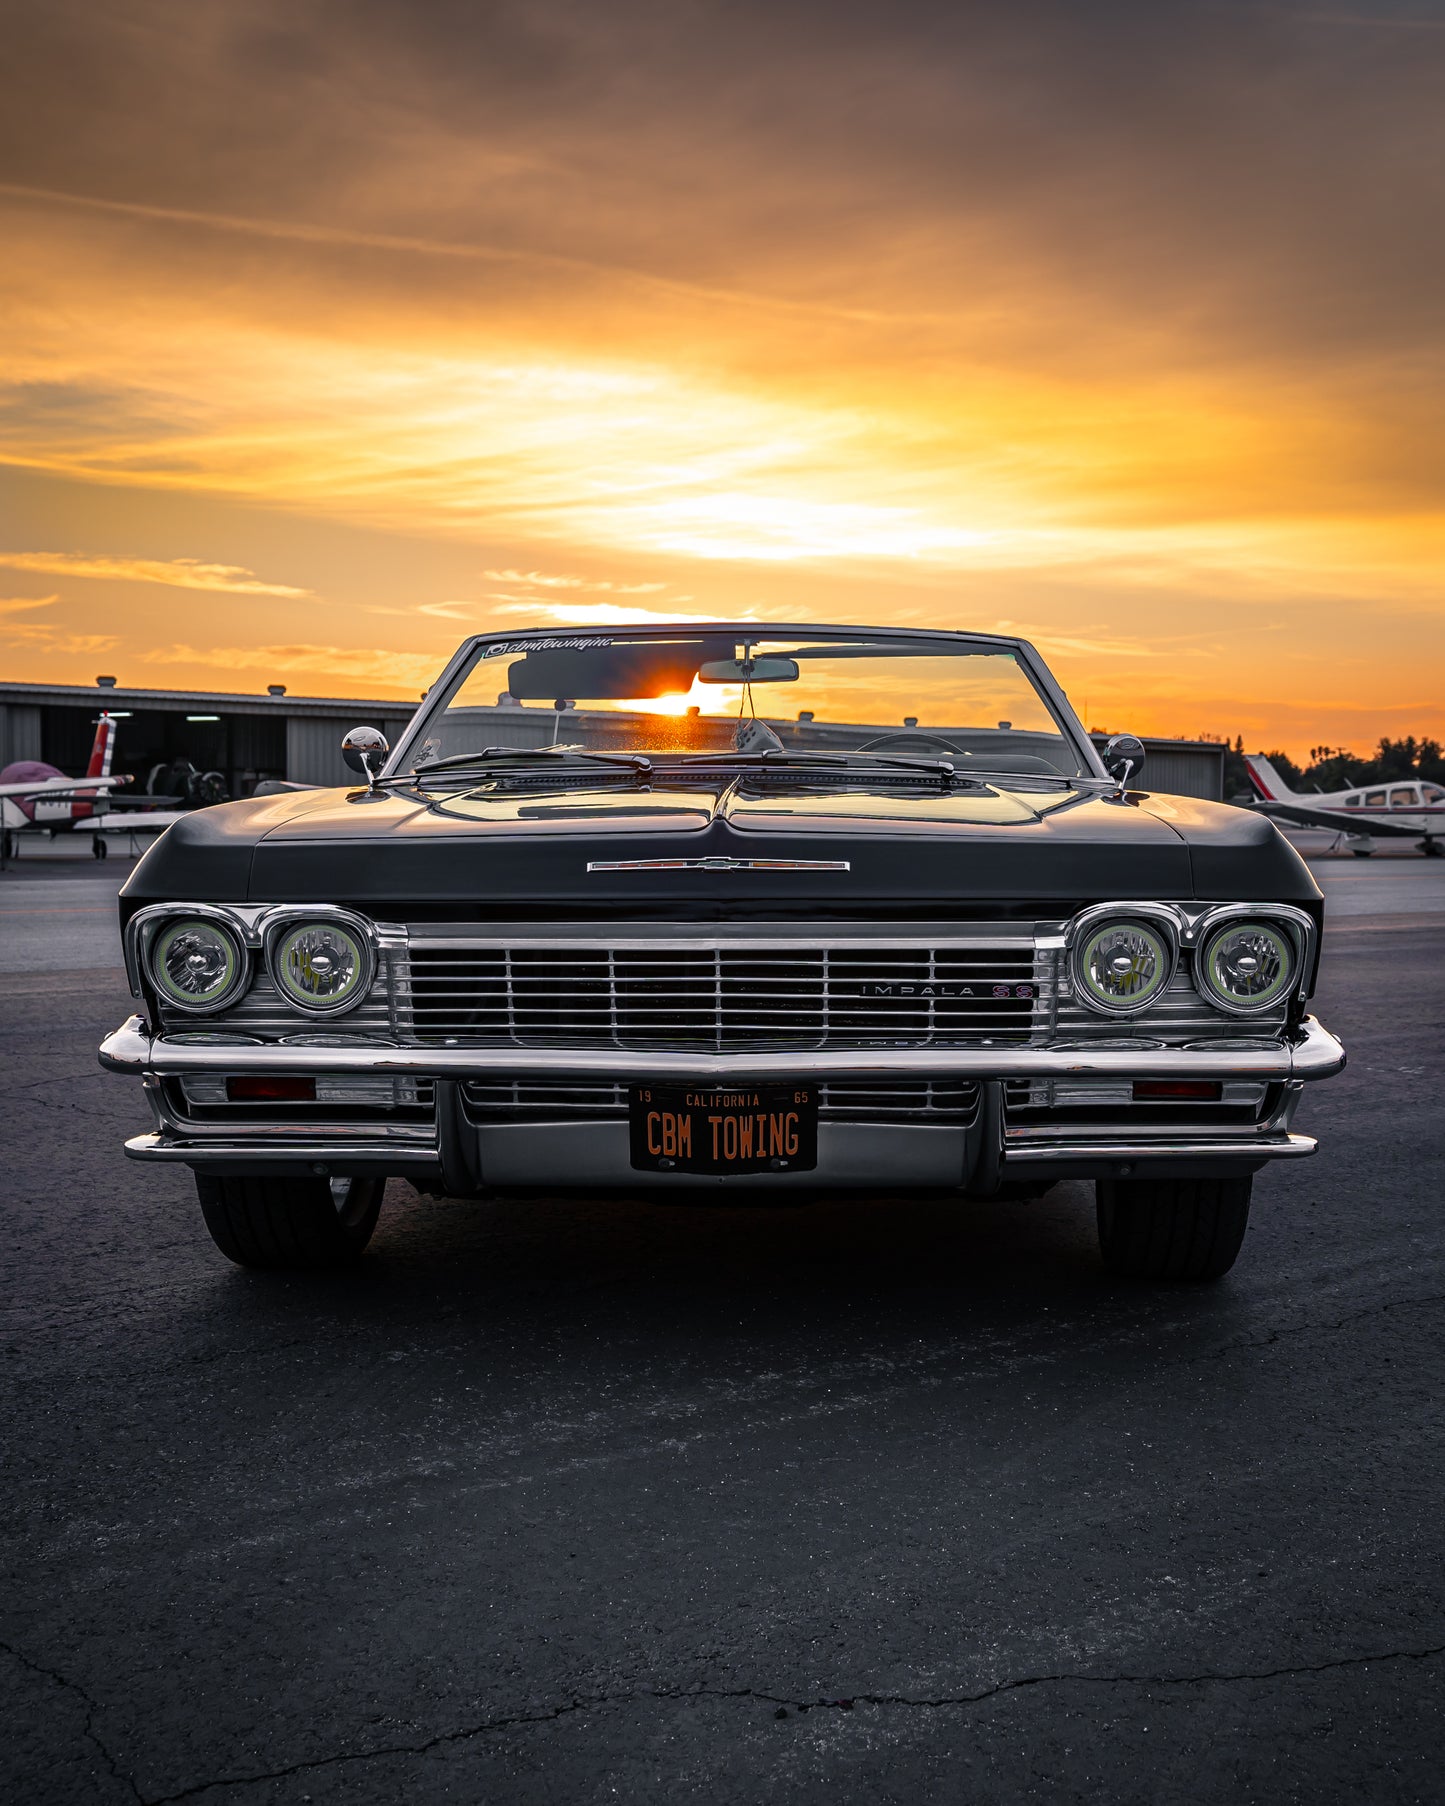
1213 734 1445 798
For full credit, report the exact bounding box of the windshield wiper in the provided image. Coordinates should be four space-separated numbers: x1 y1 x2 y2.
673 748 963 783
383 747 654 785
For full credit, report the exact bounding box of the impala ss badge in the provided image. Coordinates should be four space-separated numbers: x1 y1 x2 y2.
859 981 1035 999
586 856 851 872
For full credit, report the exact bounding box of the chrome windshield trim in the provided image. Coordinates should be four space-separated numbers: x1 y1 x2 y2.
383 621 1107 785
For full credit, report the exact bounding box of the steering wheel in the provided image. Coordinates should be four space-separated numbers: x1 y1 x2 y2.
855 731 964 755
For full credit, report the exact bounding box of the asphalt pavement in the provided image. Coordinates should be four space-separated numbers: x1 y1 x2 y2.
1 856 1442 1803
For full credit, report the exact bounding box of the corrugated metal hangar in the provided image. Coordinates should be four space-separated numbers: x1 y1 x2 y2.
0 678 1226 799
0 680 418 794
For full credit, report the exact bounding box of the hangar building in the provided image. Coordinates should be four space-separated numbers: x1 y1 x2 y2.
0 678 1227 800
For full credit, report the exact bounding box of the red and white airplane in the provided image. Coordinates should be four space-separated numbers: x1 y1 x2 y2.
1 710 129 849
1244 754 1445 858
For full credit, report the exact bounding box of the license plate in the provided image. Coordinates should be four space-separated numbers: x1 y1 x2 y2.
629 1084 818 1175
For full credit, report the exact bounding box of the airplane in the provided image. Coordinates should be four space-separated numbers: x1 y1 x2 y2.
1 711 129 861
0 713 189 863
1244 754 1445 858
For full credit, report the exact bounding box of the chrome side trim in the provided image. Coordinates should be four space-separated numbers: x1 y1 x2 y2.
99 1012 1346 1084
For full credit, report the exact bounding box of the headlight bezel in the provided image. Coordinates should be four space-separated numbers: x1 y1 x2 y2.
139 907 250 1015
1064 901 1315 1022
262 907 378 1017
1067 904 1180 1017
1195 908 1308 1017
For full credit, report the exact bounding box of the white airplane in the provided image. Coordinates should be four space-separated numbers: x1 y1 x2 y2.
1244 754 1445 858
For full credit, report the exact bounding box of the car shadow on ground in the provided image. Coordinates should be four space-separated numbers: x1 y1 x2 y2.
185 1179 1268 1398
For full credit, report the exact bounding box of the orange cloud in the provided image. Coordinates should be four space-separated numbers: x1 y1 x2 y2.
0 552 310 596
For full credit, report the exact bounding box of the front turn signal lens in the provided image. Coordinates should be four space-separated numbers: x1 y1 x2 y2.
1074 918 1172 1014
270 919 372 1014
226 1076 317 1102
1133 1080 1223 1101
149 916 247 1012
1199 920 1295 1014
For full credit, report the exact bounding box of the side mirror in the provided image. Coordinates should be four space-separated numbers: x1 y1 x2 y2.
1102 733 1145 792
342 725 389 791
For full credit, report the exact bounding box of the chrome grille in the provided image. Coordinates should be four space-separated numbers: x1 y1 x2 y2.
463 1077 982 1125
405 941 1044 1050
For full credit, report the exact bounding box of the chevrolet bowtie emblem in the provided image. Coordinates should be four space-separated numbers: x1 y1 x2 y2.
586 856 851 872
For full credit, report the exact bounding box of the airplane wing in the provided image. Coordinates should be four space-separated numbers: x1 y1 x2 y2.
104 793 187 810
78 810 189 832
1255 800 1422 839
0 775 127 800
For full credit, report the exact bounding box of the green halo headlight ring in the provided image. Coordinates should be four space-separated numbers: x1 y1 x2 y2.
1199 919 1296 1015
268 918 374 1015
1074 917 1173 1015
149 916 247 1013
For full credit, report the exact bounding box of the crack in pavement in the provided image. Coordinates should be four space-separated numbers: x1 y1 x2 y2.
144 1641 1445 1804
1185 1289 1445 1366
0 1637 143 1804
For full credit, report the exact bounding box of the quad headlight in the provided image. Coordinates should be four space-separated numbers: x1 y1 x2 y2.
266 916 374 1014
1073 916 1174 1015
1198 918 1297 1014
148 915 248 1013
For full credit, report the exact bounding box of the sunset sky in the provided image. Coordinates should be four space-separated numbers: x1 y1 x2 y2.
3 0 1443 758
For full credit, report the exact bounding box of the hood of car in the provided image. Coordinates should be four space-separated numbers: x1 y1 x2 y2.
120 774 1320 909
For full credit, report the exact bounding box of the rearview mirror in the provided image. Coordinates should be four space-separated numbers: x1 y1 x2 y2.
342 725 389 790
1102 733 1145 791
697 656 799 684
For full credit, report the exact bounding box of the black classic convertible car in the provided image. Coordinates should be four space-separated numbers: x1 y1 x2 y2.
100 624 1344 1280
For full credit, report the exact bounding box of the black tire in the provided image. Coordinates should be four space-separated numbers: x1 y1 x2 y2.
196 1173 384 1269
1096 1176 1251 1282
1350 847 1373 858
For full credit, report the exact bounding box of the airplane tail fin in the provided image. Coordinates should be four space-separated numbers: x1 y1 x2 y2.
87 713 117 779
1243 753 1296 802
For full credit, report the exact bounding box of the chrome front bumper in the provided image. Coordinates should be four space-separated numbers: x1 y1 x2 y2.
100 1014 1344 1188
99 1013 1346 1084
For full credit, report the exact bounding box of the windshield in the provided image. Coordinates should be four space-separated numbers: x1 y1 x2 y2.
406 630 1090 780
